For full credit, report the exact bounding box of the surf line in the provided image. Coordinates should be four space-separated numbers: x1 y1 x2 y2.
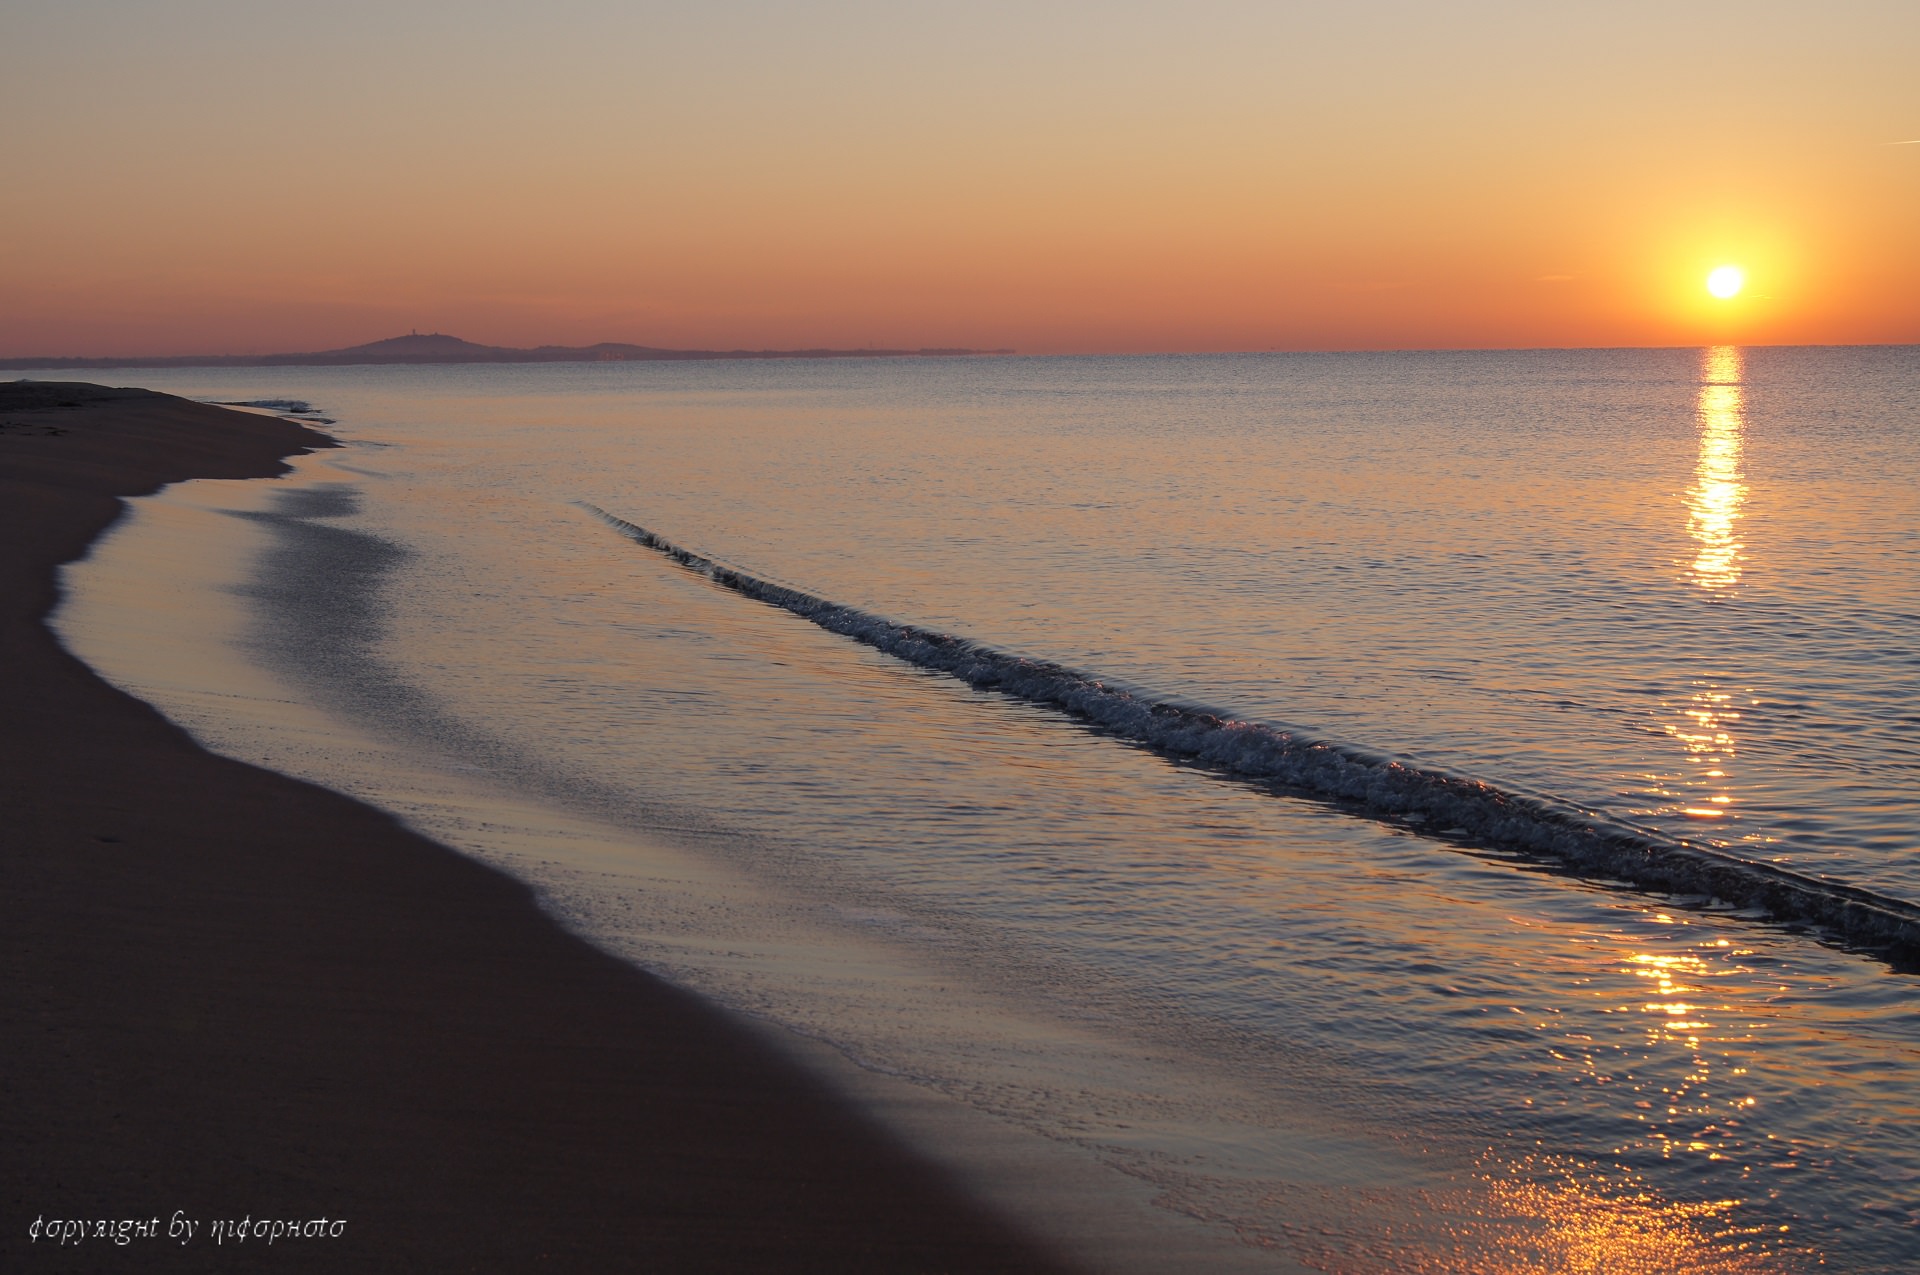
581 503 1920 967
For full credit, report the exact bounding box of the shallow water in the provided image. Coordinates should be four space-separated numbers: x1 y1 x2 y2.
49 349 1920 1270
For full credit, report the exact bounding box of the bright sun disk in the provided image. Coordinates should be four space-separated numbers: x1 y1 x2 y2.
1706 265 1745 299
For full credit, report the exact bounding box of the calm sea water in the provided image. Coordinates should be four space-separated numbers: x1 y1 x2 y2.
50 349 1920 1271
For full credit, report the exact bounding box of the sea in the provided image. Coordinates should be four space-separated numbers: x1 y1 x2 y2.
41 348 1920 1271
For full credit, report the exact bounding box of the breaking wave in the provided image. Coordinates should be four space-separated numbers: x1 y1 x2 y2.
583 503 1920 964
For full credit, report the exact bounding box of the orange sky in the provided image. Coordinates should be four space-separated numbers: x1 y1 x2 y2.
3 1 1916 356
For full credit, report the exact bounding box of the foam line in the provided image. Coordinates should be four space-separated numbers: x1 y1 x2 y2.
583 503 1920 964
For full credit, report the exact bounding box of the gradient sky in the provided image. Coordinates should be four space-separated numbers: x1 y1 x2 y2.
4 1 1916 355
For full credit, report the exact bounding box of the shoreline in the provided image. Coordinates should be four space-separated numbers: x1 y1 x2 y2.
0 383 1074 1271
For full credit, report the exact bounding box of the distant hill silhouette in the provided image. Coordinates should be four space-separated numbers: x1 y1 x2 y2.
1 332 1014 370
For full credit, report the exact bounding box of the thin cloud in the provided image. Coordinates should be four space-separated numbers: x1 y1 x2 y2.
1885 138 1920 145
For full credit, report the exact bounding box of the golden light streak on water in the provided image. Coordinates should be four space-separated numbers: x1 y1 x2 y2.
1293 925 1817 1273
1686 346 1747 593
1665 682 1741 825
1659 347 1752 831
1293 1155 1809 1274
1463 1162 1805 1275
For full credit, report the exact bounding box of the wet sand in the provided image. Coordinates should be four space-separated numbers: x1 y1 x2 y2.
0 382 1075 1272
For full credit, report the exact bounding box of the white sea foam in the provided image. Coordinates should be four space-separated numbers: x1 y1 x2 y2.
585 502 1920 964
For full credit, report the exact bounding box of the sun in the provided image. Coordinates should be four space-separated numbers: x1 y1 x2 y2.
1706 265 1745 299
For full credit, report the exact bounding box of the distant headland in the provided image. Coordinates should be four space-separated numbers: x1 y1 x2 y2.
0 332 1016 371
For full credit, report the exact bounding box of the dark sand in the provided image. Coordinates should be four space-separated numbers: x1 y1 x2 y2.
0 383 1075 1272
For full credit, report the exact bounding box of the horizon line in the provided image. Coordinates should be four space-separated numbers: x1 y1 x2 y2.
6 337 1919 370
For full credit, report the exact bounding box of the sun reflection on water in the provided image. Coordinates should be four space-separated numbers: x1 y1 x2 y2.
1305 1151 1807 1274
1654 347 1751 833
1283 910 1836 1274
1462 1159 1803 1275
1441 905 1835 1273
1663 684 1741 825
1686 346 1748 594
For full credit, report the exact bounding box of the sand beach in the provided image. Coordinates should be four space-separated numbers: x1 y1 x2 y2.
0 382 1072 1272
